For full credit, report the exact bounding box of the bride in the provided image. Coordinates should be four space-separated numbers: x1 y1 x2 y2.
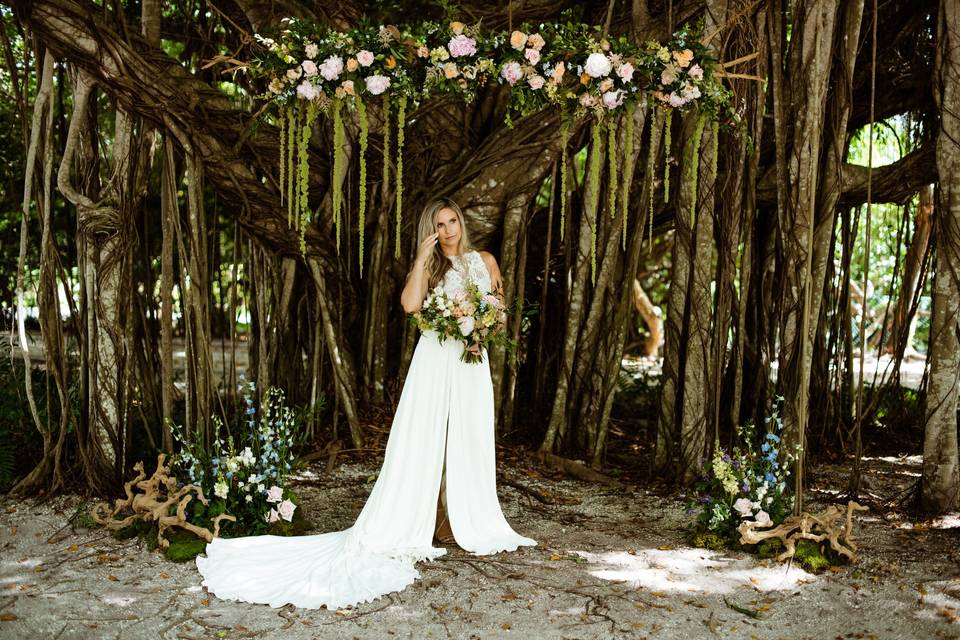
196 198 536 609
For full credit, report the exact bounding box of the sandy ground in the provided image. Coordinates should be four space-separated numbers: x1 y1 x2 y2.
0 455 958 640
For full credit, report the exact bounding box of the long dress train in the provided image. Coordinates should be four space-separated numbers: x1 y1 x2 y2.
195 250 536 609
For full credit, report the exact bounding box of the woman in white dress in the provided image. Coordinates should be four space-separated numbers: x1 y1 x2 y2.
196 198 536 610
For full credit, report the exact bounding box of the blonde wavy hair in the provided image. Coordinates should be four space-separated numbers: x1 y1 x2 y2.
416 198 474 290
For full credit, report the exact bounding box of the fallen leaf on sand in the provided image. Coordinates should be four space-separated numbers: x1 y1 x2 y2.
0 614 17 622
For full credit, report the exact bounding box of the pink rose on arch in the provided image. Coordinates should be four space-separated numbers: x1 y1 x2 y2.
365 74 391 95
319 55 344 81
301 60 318 77
668 92 686 108
267 508 280 523
277 499 297 522
617 62 635 82
602 90 623 109
584 52 612 78
356 50 375 66
500 62 523 86
688 63 704 80
527 33 545 50
527 74 545 90
524 47 541 65
661 66 679 86
296 80 318 100
448 34 477 58
265 485 284 503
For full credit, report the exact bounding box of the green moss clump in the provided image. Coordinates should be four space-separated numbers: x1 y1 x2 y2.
690 531 727 551
757 538 785 559
794 539 831 573
164 530 209 563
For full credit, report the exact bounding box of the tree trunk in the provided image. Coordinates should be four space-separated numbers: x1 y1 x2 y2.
775 0 841 510
922 0 960 513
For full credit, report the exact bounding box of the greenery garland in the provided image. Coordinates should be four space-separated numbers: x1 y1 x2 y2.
607 116 618 220
646 107 664 251
381 93 391 222
279 106 286 216
559 116 570 242
332 98 345 252
710 119 720 189
588 120 603 285
252 19 731 258
686 112 708 228
663 108 673 203
357 98 369 276
395 95 407 259
620 101 637 250
287 105 297 229
298 101 319 254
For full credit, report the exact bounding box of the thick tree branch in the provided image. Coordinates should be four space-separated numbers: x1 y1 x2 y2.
756 142 937 207
14 0 338 269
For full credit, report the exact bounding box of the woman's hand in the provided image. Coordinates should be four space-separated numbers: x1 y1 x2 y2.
466 343 481 356
401 233 439 313
414 232 439 267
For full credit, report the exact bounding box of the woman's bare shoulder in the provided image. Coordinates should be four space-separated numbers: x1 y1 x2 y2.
477 250 499 268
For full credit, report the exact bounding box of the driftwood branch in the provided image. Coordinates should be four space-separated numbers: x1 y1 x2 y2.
737 501 869 562
90 454 236 549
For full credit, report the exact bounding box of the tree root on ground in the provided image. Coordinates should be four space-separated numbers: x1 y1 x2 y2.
738 501 869 561
89 454 235 549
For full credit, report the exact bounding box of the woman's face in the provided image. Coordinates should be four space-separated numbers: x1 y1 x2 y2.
435 207 462 253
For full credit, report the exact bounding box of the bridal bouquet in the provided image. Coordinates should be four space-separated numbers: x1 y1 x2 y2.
413 281 510 364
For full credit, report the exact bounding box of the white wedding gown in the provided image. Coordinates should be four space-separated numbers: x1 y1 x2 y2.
196 250 536 609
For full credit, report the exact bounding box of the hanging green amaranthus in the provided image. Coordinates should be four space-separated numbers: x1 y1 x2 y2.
357 98 369 277
395 95 407 259
620 101 636 250
559 117 570 241
382 94 391 203
710 120 719 186
588 119 603 285
298 101 319 254
646 107 664 252
686 112 708 228
663 108 673 203
607 115 618 220
287 105 298 229
331 98 345 252
280 106 286 211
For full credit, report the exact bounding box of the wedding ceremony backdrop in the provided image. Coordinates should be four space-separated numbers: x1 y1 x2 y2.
0 0 957 518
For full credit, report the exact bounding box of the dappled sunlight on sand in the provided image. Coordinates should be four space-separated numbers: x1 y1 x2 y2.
569 547 817 595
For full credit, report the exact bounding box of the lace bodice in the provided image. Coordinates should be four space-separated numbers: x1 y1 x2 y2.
441 250 491 297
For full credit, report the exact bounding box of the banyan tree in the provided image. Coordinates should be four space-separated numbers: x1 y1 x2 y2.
2 0 957 514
